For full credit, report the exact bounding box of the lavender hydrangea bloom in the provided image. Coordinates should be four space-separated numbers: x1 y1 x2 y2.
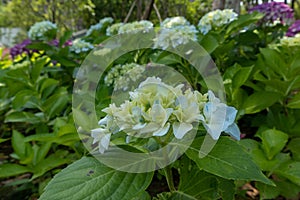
10 39 31 58
286 20 300 37
249 2 294 26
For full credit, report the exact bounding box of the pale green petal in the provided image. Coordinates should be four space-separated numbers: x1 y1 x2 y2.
172 122 193 139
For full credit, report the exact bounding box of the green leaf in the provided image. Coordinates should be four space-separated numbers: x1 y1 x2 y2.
31 152 70 179
287 92 300 109
275 161 300 186
232 66 253 90
186 137 273 185
27 43 53 51
31 57 47 82
179 165 219 200
225 12 264 35
199 34 219 53
0 137 10 143
12 89 40 110
12 130 26 159
275 180 300 199
242 91 281 114
257 129 288 160
38 78 59 99
40 157 153 200
0 164 31 178
287 138 300 161
43 88 69 119
5 111 42 124
260 48 287 79
256 182 279 200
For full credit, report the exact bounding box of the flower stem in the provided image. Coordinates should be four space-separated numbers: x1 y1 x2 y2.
164 165 176 192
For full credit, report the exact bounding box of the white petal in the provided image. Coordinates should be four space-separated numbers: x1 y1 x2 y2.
224 123 240 140
172 122 193 139
153 123 170 136
99 133 111 154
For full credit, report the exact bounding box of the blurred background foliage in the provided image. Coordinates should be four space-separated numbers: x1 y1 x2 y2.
1 0 299 45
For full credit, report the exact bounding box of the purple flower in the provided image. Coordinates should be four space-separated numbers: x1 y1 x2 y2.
48 39 72 47
48 39 59 47
249 2 294 25
286 20 300 37
10 39 32 58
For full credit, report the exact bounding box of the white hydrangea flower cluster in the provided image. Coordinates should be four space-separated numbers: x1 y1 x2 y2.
274 34 300 47
198 9 238 35
106 22 124 36
118 20 153 34
70 39 94 54
92 77 240 154
86 17 114 37
104 63 145 91
154 26 198 50
28 21 57 41
154 16 198 50
161 16 191 29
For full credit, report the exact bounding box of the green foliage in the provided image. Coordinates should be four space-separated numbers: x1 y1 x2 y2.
39 157 154 200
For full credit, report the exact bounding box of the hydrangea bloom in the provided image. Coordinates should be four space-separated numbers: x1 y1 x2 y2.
28 21 57 41
70 39 94 54
106 22 124 36
10 39 31 58
92 77 240 154
198 9 238 35
249 2 294 26
161 16 191 29
286 20 300 37
86 17 114 37
153 26 198 50
118 20 153 34
104 63 145 91
271 34 300 47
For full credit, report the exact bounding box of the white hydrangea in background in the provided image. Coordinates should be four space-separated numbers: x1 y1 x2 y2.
161 16 191 29
270 34 300 47
28 21 57 41
154 26 198 50
118 20 153 34
86 17 114 37
104 63 146 91
198 9 238 35
92 77 240 154
106 22 124 36
70 39 94 54
154 16 198 50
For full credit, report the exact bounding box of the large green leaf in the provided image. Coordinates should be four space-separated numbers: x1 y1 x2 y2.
257 129 288 160
275 161 300 186
40 157 153 200
186 137 273 185
239 139 290 172
179 166 219 199
242 91 281 114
